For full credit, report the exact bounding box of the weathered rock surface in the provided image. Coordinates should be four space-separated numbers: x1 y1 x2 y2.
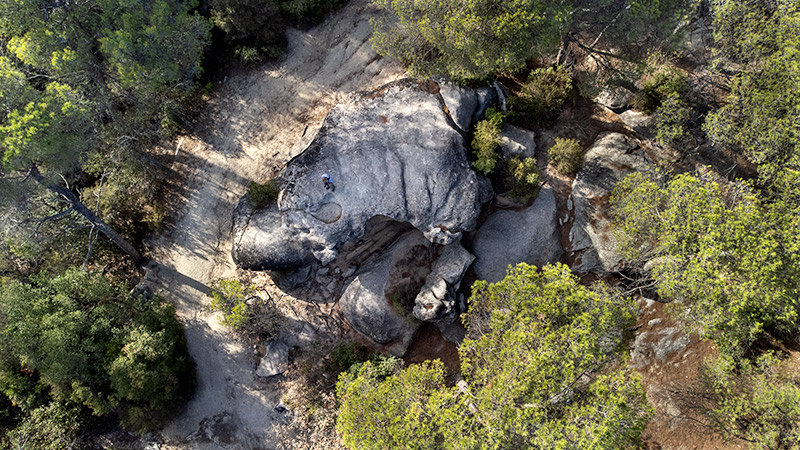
631 327 690 368
472 187 562 283
339 230 432 356
595 86 634 112
619 110 653 136
438 80 478 132
256 341 289 377
473 87 498 124
413 242 474 322
233 79 492 270
499 124 536 159
570 133 650 274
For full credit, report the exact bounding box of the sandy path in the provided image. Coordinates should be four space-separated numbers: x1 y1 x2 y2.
143 2 404 448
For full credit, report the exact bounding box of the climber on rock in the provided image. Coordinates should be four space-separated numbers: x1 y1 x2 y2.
322 173 335 191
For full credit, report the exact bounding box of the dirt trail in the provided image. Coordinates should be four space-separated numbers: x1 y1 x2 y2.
143 2 404 448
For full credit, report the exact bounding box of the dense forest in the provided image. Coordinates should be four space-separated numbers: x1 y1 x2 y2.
1 0 799 448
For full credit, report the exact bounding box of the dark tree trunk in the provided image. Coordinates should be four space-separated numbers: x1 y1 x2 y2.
30 167 142 265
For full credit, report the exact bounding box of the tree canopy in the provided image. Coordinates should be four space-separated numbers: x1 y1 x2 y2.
370 0 698 82
336 263 650 450
704 0 800 200
0 269 192 443
611 170 800 355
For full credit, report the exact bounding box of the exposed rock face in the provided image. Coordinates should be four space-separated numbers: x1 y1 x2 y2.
472 187 562 283
233 79 492 270
413 242 474 322
339 230 431 356
619 110 653 136
438 80 478 132
473 87 498 124
255 341 289 377
569 133 650 274
499 124 536 159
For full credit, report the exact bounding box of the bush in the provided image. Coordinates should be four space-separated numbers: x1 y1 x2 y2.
206 279 282 338
696 353 800 448
248 179 280 209
548 138 583 175
633 54 687 113
517 65 572 121
653 92 692 147
507 157 540 200
471 119 502 175
206 279 254 330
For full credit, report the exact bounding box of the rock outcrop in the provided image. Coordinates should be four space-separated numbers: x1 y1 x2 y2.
472 187 562 283
569 133 650 274
339 230 431 356
255 341 289 377
233 79 492 270
412 242 474 322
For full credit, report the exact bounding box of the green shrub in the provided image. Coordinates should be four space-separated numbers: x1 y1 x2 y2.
507 157 541 200
653 92 692 147
548 138 583 175
471 119 502 175
248 179 280 209
206 279 254 330
517 65 572 121
698 353 800 448
633 54 688 113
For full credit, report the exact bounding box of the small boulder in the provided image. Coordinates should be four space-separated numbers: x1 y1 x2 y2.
570 133 650 274
595 86 634 112
473 87 498 124
256 341 289 377
619 110 653 136
438 79 478 132
472 187 563 283
413 242 475 322
499 124 536 159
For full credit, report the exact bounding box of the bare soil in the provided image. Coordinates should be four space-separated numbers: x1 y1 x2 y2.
140 2 404 448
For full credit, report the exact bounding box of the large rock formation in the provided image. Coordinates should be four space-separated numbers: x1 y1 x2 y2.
233 79 492 270
472 187 562 283
569 133 650 274
339 230 432 356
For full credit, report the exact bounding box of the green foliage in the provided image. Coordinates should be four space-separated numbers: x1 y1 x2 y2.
633 55 688 113
653 92 692 148
336 263 651 450
3 402 82 450
371 0 569 82
209 0 344 62
336 360 444 450
471 118 502 175
206 278 282 339
98 0 210 96
247 179 280 209
548 137 583 175
0 269 191 437
698 353 800 448
506 156 540 200
704 0 800 200
0 82 90 176
611 171 800 355
516 65 572 122
206 279 254 330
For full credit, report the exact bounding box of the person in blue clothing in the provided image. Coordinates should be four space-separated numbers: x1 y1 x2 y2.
322 173 335 191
